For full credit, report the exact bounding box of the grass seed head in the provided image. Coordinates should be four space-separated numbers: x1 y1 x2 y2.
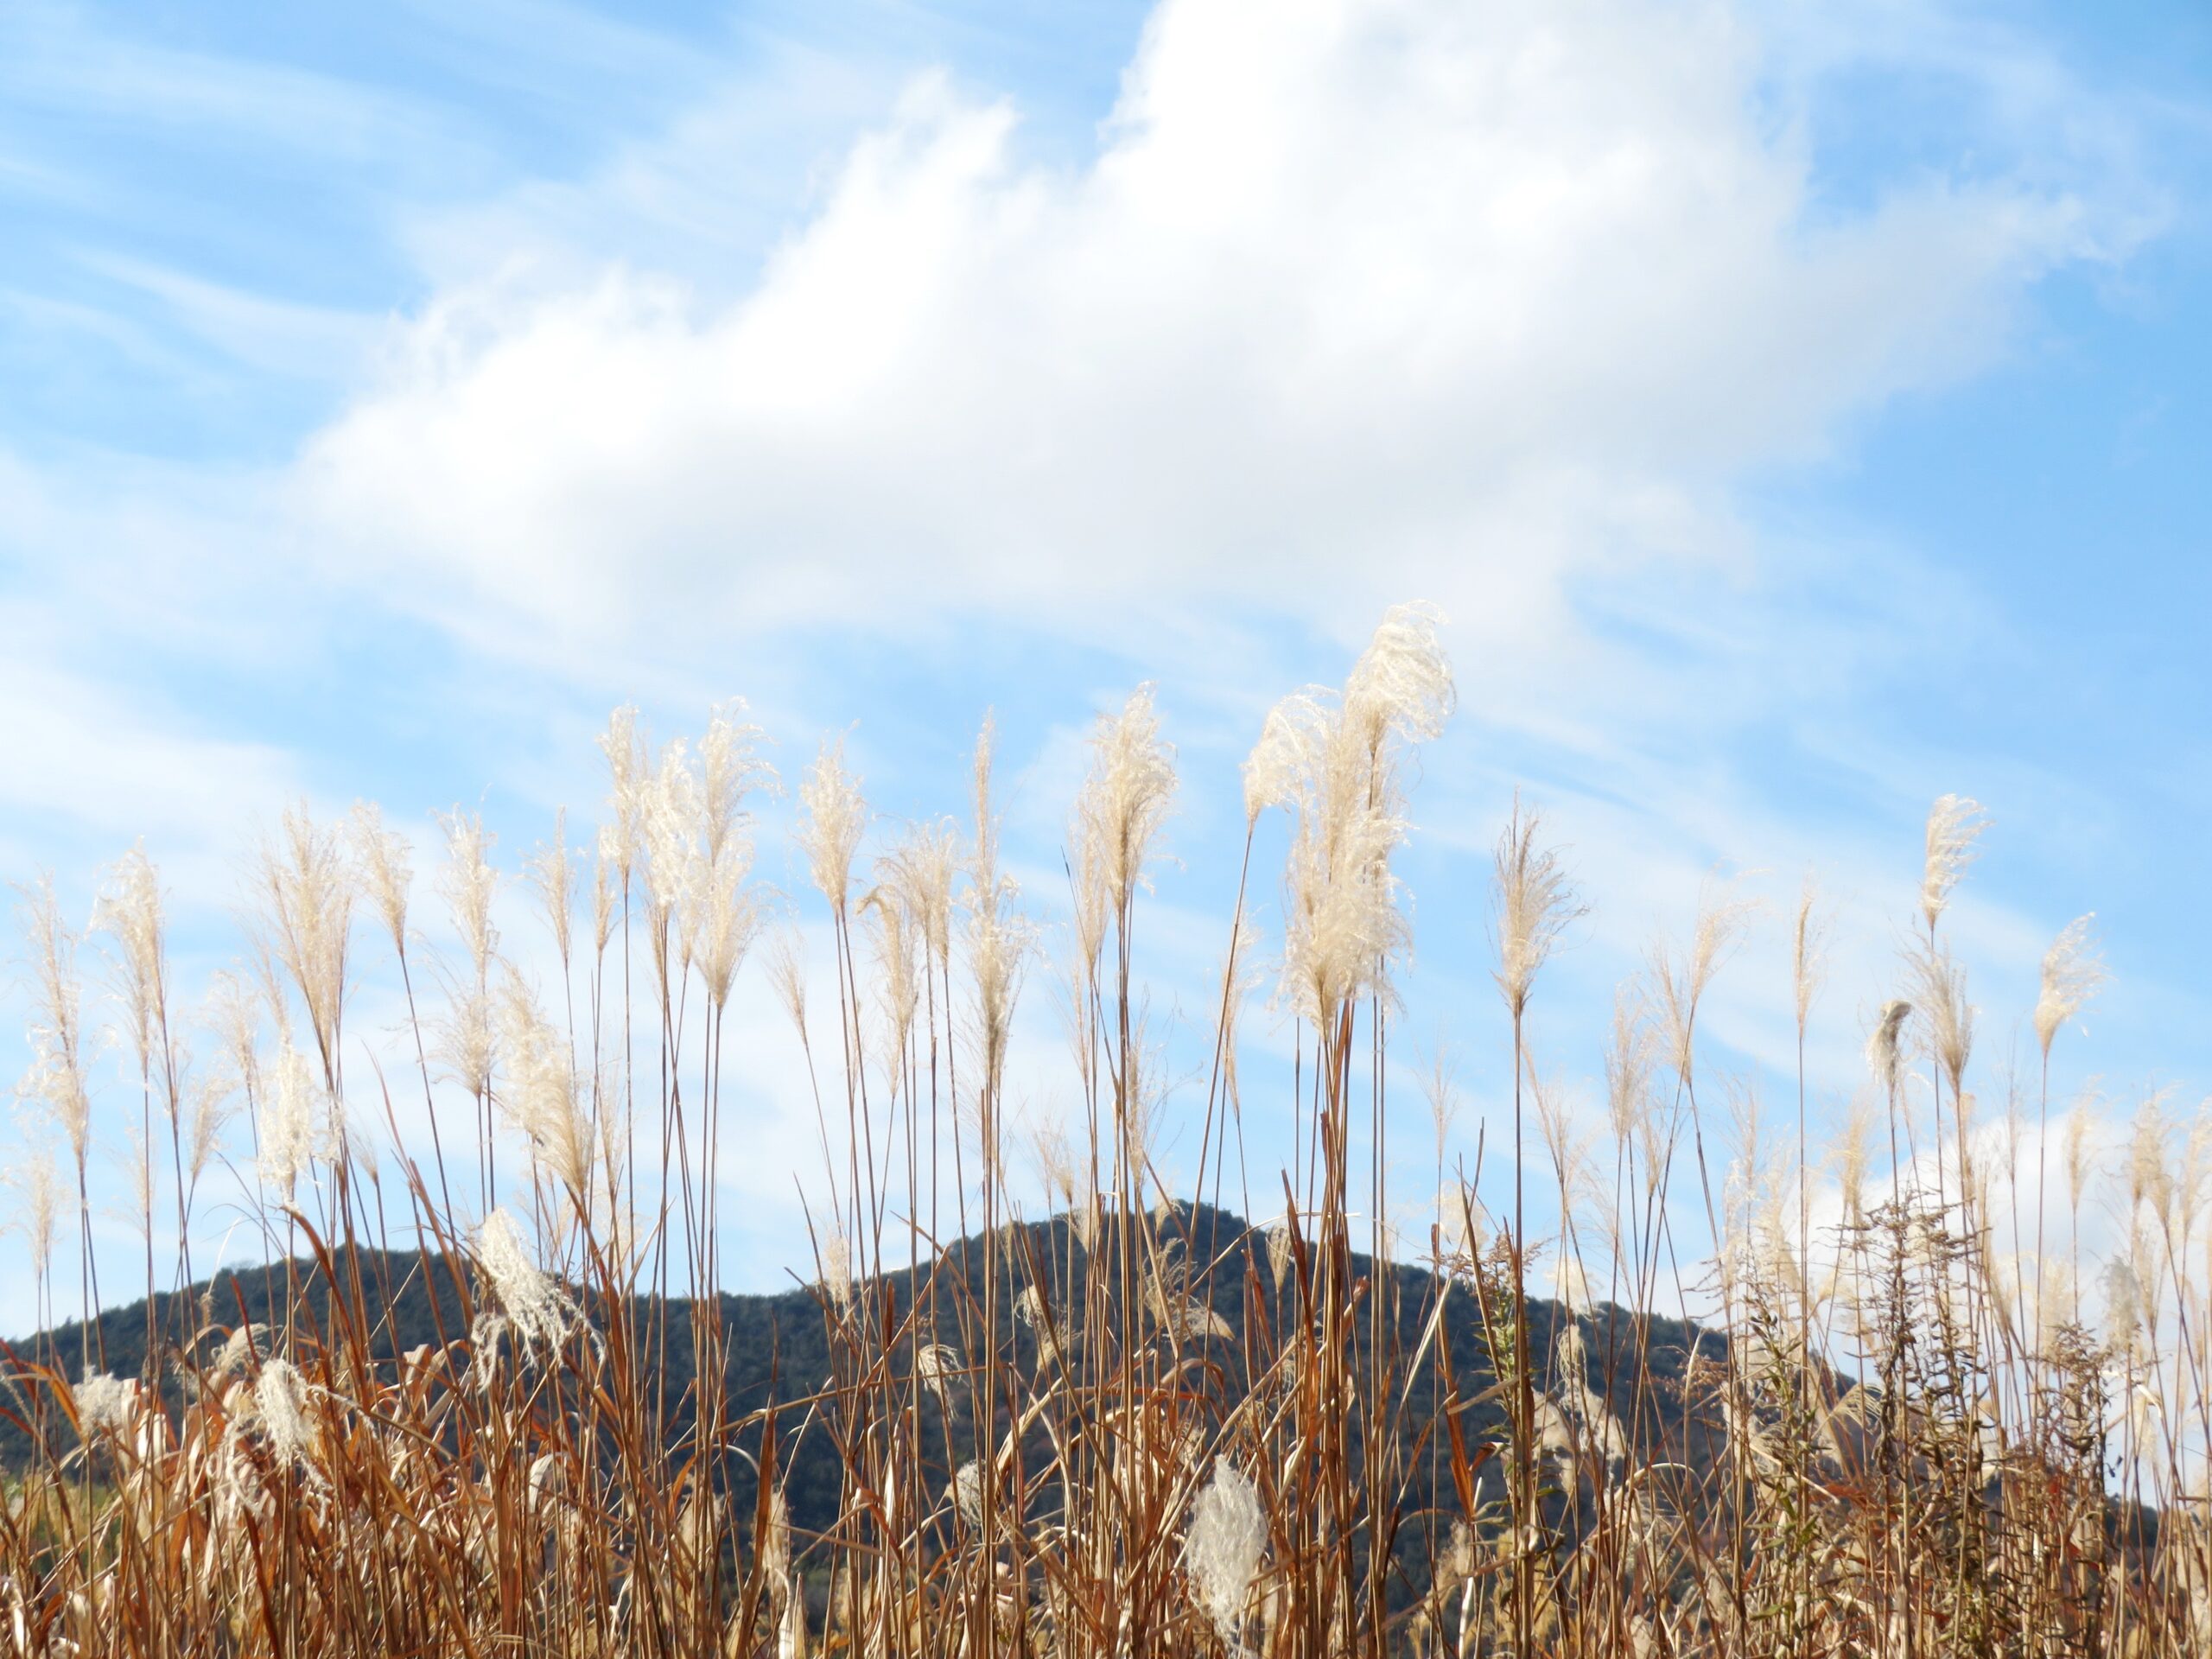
257 1038 329 1200
19 875 94 1169
1921 793 1988 934
3 1145 60 1287
797 736 868 916
252 1358 314 1465
2036 913 2109 1061
1866 999 1913 1100
494 970 590 1200
524 808 574 972
474 1208 575 1351
437 808 499 981
349 801 413 953
93 842 167 1081
73 1372 139 1439
1492 799 1581 1021
1074 682 1177 926
1186 1459 1267 1644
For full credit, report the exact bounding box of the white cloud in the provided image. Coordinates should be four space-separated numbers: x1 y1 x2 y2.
0 0 2188 1329
0 650 298 897
298 0 2108 677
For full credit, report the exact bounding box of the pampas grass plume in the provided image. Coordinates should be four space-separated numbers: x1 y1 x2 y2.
1186 1459 1267 1644
494 970 590 1200
2036 913 2108 1061
1792 875 1830 1039
350 801 413 953
1493 799 1582 1020
524 808 575 973
93 842 167 1078
1866 999 1912 1100
257 1039 327 1199
1921 793 1988 934
257 802 354 1075
19 875 94 1169
475 1207 575 1350
1076 682 1177 923
437 810 500 979
797 736 867 916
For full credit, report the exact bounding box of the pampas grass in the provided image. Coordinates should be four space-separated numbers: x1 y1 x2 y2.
2 602 2208 1659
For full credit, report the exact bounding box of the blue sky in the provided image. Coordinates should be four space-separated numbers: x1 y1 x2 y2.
2 0 2209 1331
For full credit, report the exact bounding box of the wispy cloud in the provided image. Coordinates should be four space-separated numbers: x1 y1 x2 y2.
0 646 299 899
0 3 474 169
73 254 381 383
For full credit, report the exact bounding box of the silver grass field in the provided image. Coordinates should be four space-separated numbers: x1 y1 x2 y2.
3 602 2207 1657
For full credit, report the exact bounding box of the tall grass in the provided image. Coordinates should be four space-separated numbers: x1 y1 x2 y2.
3 602 2206 1656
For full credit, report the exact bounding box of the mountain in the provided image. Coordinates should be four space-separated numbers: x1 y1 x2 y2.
0 1205 1719 1551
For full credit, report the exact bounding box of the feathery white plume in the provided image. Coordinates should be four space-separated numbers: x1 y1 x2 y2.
1493 800 1583 1021
766 926 809 1039
254 803 353 1077
860 880 920 1096
1014 1284 1064 1355
73 1372 138 1438
94 842 168 1082
1912 943 1974 1100
3 1147 60 1287
253 1357 314 1465
1649 882 1752 1084
1241 693 1326 827
1074 683 1178 926
214 1324 272 1379
1249 606 1454 1025
1342 599 1454 759
951 1459 984 1524
820 1232 854 1310
19 877 93 1170
1185 1459 1267 1644
474 1208 576 1351
596 704 649 878
633 703 773 1005
525 810 575 974
1921 793 1988 934
797 737 868 916
431 978 494 1101
494 971 591 1200
1791 876 1830 1039
2035 914 2108 1061
437 809 500 980
349 802 413 953
1604 986 1654 1142
257 1039 330 1200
